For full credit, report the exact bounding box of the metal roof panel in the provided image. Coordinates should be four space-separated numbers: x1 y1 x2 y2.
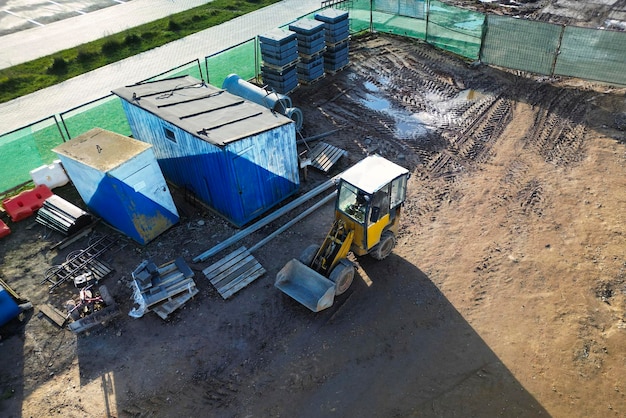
112 76 293 146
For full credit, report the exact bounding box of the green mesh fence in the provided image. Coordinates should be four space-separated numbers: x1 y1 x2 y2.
205 39 258 88
0 117 65 192
372 0 427 40
141 59 204 83
481 14 562 75
60 94 132 140
375 0 425 18
426 0 484 60
555 26 626 86
349 0 372 33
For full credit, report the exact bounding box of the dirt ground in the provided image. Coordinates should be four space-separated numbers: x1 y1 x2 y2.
2 17 626 418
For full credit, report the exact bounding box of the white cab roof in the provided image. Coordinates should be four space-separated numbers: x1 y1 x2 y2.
339 154 409 194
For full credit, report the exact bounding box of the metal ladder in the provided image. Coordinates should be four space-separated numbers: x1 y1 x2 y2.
42 234 116 293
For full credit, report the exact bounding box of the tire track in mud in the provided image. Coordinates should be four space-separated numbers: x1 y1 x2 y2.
427 95 513 176
523 87 589 166
301 35 589 232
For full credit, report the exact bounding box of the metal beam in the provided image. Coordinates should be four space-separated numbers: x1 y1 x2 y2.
193 179 337 262
249 192 336 253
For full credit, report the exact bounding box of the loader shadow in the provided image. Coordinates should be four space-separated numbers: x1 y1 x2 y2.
267 253 550 418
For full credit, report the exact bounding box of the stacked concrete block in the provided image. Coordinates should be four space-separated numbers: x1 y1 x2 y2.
259 28 299 94
315 8 350 73
288 19 326 84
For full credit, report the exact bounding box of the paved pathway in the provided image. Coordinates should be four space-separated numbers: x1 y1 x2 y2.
0 0 323 134
0 0 213 70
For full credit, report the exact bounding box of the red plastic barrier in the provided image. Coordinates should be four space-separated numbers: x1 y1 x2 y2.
2 185 53 222
0 219 10 238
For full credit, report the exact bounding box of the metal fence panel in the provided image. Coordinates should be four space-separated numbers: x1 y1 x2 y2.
60 94 132 140
555 26 626 85
0 117 65 192
426 0 484 60
375 0 425 18
374 11 427 39
205 39 258 88
481 14 562 75
349 0 372 33
372 0 426 40
400 0 426 19
140 59 204 83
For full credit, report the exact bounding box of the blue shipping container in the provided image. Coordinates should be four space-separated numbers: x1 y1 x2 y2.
112 76 299 227
53 128 179 244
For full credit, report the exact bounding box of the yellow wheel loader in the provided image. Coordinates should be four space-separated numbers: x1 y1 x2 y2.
275 155 410 312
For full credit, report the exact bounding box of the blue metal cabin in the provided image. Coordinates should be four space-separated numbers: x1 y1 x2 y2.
53 128 179 244
112 76 299 227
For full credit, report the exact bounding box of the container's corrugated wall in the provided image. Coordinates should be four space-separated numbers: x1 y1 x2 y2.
226 124 300 225
121 100 299 227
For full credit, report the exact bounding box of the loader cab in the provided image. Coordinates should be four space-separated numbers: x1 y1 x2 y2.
336 155 409 256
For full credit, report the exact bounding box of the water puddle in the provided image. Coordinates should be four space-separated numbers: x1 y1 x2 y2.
359 82 429 139
457 88 487 101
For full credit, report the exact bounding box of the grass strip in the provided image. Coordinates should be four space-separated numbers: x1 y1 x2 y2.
0 0 281 104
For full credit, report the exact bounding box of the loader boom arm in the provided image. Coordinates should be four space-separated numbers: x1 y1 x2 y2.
310 218 354 276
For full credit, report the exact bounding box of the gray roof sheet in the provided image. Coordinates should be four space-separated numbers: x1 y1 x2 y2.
112 76 293 146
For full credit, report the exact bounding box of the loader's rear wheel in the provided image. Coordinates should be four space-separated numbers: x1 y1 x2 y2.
370 231 396 260
299 244 320 266
329 259 354 296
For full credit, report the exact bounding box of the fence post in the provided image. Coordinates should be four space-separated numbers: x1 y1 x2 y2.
205 57 211 86
551 24 566 77
478 13 489 63
255 36 260 82
53 115 68 142
425 0 431 44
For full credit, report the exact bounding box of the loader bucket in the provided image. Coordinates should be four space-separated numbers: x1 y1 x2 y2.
275 259 335 312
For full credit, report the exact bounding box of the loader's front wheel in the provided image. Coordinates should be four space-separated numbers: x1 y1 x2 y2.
329 259 354 295
299 244 320 266
370 231 396 260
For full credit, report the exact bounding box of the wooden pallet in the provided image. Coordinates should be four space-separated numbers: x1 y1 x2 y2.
203 246 266 300
308 142 347 172
39 303 68 328
298 73 326 86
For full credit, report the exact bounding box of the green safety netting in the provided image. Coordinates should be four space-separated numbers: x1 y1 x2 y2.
426 0 484 60
205 39 258 88
481 14 562 75
374 12 427 39
0 117 65 192
555 26 626 86
142 60 204 83
372 0 427 40
60 95 132 140
375 0 425 18
349 0 372 33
